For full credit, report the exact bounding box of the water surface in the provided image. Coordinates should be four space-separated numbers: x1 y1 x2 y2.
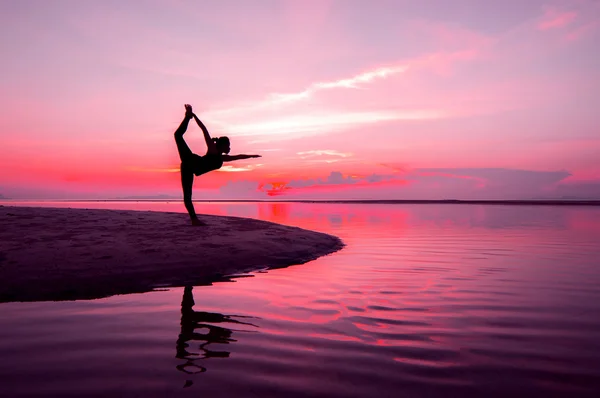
1 202 599 397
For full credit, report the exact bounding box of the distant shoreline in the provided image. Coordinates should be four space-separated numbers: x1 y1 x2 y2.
2 199 600 206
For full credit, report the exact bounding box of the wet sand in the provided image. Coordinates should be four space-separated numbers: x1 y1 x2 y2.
0 206 343 302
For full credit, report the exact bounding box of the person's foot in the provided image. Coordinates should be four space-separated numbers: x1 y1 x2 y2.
191 218 207 226
184 104 193 118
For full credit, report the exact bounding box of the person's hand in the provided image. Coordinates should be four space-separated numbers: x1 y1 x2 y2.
184 104 193 118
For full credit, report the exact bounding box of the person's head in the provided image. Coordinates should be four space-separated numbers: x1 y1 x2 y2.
212 136 230 154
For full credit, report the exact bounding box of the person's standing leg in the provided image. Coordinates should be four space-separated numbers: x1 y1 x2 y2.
181 163 204 225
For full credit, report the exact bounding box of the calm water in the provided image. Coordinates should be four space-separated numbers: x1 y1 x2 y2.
1 201 600 397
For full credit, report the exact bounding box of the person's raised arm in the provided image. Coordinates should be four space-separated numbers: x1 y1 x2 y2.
222 154 261 162
192 114 217 153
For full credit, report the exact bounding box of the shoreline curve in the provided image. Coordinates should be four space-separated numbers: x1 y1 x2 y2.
0 206 344 303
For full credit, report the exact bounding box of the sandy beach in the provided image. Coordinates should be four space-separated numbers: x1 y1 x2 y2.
0 206 344 303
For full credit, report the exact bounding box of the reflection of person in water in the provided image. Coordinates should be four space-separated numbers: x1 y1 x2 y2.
176 286 257 376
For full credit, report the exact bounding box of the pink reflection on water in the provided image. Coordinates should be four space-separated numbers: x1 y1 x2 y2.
2 201 600 395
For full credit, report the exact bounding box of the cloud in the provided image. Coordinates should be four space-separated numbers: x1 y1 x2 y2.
219 164 263 172
416 168 570 185
213 110 443 138
324 171 357 185
408 168 572 199
198 60 444 140
565 19 600 42
555 180 600 199
246 168 577 200
297 150 353 158
271 171 397 192
306 159 343 164
538 8 577 31
207 64 410 117
312 65 409 90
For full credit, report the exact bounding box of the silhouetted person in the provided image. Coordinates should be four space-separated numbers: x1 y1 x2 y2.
174 104 261 225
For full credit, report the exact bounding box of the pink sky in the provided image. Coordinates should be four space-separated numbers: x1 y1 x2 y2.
1 0 599 200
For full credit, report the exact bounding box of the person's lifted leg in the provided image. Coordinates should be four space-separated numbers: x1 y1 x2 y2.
174 104 194 164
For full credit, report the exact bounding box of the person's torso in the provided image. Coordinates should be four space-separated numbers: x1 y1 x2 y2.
191 154 223 176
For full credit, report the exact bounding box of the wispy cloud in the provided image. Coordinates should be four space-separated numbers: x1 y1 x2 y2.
565 19 599 41
271 65 409 102
207 65 409 117
297 150 353 158
198 57 464 141
219 164 264 172
538 8 577 31
215 110 443 137
307 159 342 164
